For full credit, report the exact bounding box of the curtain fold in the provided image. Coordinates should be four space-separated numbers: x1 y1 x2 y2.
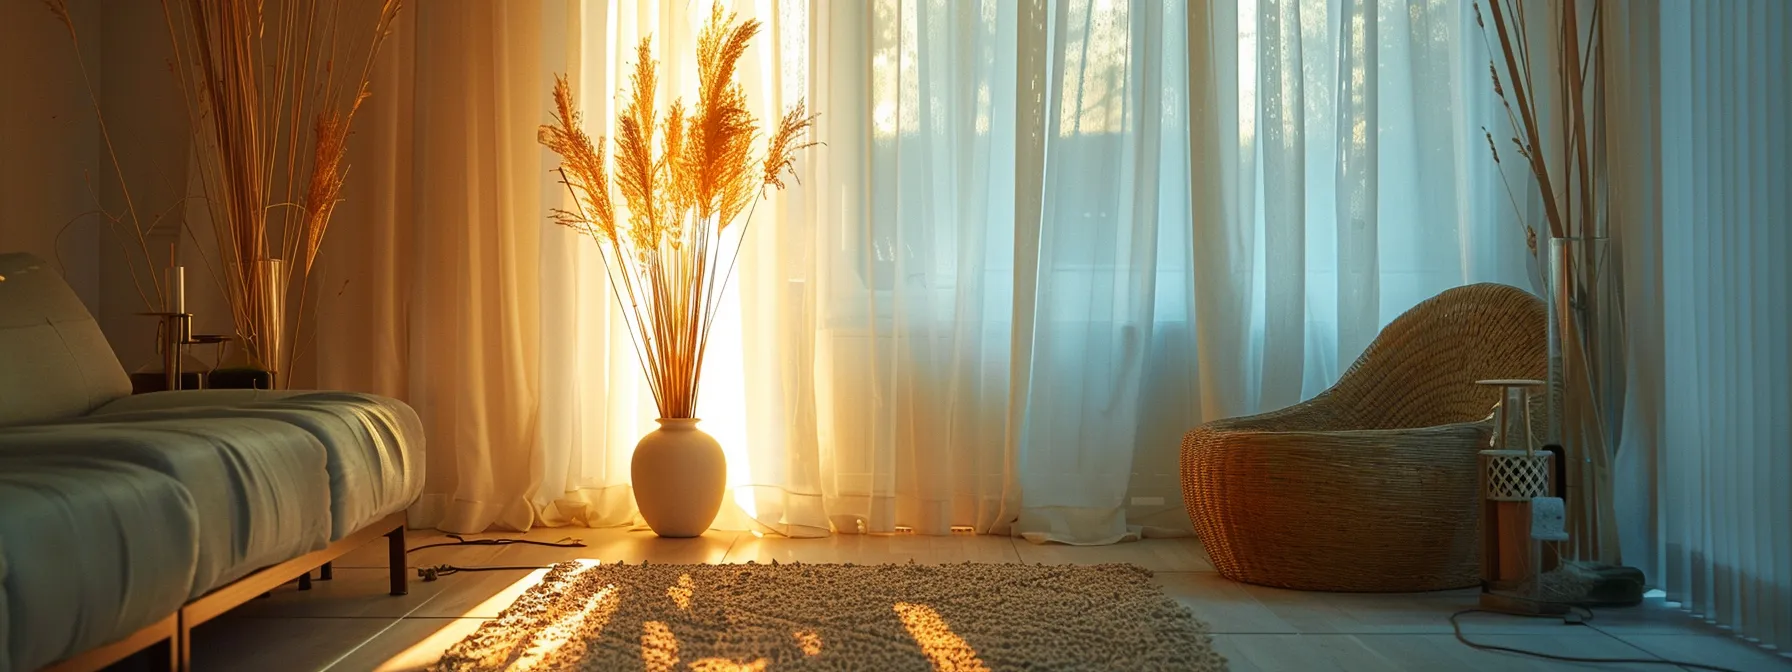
801 0 1032 537
312 0 547 534
1608 0 1664 597
1641 0 1791 650
1013 0 1193 544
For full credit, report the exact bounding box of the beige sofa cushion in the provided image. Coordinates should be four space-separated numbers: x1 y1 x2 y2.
0 253 131 426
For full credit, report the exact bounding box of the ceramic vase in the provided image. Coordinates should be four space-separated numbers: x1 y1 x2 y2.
631 418 727 538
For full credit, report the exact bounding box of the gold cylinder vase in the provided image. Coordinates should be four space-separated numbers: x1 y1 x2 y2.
229 258 288 383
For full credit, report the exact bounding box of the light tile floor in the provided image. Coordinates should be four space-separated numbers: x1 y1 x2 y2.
189 527 1792 671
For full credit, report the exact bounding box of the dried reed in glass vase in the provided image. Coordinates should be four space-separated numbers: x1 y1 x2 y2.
45 0 399 385
1476 0 1623 566
537 6 816 536
160 0 402 383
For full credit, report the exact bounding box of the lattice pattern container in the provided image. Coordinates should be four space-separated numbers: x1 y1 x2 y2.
1480 449 1553 501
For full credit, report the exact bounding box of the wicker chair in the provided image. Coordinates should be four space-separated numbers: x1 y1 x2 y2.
1180 283 1546 592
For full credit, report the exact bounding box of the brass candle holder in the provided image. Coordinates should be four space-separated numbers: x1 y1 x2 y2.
135 312 230 392
137 265 229 392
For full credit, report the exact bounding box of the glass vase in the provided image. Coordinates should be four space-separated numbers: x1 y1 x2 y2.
229 258 288 385
1546 236 1619 564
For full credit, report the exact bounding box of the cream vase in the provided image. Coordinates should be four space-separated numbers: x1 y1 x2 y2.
631 418 727 538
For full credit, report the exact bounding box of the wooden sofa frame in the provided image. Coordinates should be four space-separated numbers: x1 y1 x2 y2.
42 511 410 672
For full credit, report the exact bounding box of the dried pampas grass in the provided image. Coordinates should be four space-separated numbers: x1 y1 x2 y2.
538 5 816 419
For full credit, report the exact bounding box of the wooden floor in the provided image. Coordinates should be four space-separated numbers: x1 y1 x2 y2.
186 527 1792 671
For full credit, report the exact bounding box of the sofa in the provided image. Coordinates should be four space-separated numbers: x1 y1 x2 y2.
0 253 425 671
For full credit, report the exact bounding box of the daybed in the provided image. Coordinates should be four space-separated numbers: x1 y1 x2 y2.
0 252 425 671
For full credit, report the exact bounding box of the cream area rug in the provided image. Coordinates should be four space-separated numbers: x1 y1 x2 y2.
432 561 1226 671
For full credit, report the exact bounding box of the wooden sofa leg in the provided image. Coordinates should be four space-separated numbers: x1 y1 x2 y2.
177 616 192 672
298 572 312 591
387 525 408 596
150 632 178 672
320 561 333 581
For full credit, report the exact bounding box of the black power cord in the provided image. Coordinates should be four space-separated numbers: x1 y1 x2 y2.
408 533 587 582
416 564 559 581
1450 608 1747 672
407 533 588 554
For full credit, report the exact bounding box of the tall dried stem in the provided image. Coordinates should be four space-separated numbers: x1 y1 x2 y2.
159 0 401 378
42 0 164 309
1485 0 1566 240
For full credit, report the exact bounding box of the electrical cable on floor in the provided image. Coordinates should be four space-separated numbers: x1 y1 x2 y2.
406 533 587 554
407 534 587 582
1450 608 1745 672
415 564 559 581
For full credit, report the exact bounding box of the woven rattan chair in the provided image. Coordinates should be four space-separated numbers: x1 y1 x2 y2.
1180 283 1546 592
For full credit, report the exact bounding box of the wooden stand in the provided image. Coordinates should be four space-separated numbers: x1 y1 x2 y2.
1485 499 1534 583
1478 449 1558 615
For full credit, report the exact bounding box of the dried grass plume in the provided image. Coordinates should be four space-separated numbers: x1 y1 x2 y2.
537 5 817 418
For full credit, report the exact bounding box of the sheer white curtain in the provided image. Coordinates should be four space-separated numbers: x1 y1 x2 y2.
782 0 1198 543
1618 0 1791 651
781 0 1028 537
1016 0 1195 543
760 0 1535 544
1188 0 1533 418
309 0 1537 545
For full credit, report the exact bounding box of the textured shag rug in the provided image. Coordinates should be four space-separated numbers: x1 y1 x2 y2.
432 560 1226 671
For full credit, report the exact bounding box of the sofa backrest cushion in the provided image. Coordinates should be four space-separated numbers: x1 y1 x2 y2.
0 253 131 426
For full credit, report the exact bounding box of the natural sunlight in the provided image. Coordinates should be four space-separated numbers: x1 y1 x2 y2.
795 630 824 656
1057 0 1132 136
644 619 771 672
893 602 991 672
701 271 759 522
467 568 556 622
372 620 483 672
370 562 1013 670
667 573 696 611
375 561 597 672
641 621 680 672
510 582 620 671
689 658 772 672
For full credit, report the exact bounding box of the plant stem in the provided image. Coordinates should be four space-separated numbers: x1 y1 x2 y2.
1487 0 1566 239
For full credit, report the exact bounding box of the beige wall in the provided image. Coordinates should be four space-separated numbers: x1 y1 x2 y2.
1 0 104 309
1 0 190 371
